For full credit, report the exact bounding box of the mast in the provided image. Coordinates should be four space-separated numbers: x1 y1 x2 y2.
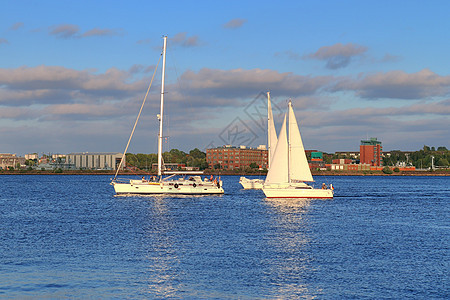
267 92 272 168
157 36 167 177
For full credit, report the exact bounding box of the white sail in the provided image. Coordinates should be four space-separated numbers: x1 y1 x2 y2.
265 113 288 184
267 92 278 168
288 101 314 182
262 100 333 199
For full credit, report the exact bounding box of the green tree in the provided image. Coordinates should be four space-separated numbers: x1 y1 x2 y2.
382 166 393 174
436 158 449 167
25 159 36 166
249 162 258 169
189 148 206 159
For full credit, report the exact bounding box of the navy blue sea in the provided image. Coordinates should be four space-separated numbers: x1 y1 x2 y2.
0 175 448 299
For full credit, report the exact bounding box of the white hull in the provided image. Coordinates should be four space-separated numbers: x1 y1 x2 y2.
112 177 224 195
263 183 333 199
239 177 264 189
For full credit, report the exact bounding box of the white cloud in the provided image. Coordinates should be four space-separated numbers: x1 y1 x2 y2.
49 24 80 39
81 28 124 37
1 64 448 154
179 68 333 98
0 65 150 106
304 43 368 69
49 24 125 39
9 22 24 30
333 69 450 99
223 18 247 29
170 32 201 47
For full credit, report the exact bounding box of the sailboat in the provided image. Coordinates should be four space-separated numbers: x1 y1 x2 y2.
239 92 277 189
262 100 333 199
111 36 224 195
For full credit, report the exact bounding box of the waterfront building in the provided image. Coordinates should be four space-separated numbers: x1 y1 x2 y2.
206 145 268 170
0 153 26 169
25 153 39 160
66 152 124 170
334 151 360 159
360 137 382 166
311 151 323 162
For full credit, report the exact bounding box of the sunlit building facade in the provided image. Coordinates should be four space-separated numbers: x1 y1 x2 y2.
66 152 124 170
360 138 382 166
206 145 268 170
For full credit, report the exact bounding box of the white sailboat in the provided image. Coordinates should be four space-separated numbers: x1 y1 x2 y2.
111 36 224 195
239 92 277 189
262 100 333 199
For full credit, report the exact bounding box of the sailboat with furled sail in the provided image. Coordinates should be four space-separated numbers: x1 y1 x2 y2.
111 36 224 195
239 92 277 189
262 100 333 199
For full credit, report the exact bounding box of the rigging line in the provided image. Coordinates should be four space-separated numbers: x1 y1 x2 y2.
113 53 162 181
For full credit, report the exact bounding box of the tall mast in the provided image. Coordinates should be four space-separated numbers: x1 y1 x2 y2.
157 36 167 177
267 91 271 168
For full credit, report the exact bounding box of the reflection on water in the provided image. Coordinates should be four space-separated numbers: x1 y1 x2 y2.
264 198 322 298
140 197 180 298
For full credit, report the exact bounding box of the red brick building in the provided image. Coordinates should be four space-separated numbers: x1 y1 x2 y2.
360 138 382 166
206 145 268 170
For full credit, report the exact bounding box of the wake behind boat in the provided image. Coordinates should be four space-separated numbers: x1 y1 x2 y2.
262 100 333 199
111 36 224 195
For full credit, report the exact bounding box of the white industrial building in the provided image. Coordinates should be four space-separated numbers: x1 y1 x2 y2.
66 152 124 170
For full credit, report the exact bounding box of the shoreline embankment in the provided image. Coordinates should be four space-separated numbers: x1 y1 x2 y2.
1 170 448 176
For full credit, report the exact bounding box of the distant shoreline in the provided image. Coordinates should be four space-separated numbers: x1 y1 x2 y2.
1 170 448 176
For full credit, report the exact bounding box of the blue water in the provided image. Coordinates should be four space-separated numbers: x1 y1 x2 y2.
0 175 448 299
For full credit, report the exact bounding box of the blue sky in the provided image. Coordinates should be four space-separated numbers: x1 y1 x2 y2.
1 0 449 155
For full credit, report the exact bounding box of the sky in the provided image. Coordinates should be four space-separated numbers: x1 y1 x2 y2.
1 0 449 156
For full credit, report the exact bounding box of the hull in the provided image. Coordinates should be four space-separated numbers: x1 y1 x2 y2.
262 184 333 199
112 178 224 195
239 177 264 189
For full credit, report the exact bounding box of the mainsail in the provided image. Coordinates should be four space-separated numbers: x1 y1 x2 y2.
265 101 314 185
265 114 288 184
288 101 314 182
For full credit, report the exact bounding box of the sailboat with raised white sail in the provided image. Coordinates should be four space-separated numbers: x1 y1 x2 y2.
262 100 333 199
111 36 224 195
239 92 277 189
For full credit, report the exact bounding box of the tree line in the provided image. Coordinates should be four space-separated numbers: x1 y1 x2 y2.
125 148 208 170
383 146 449 169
